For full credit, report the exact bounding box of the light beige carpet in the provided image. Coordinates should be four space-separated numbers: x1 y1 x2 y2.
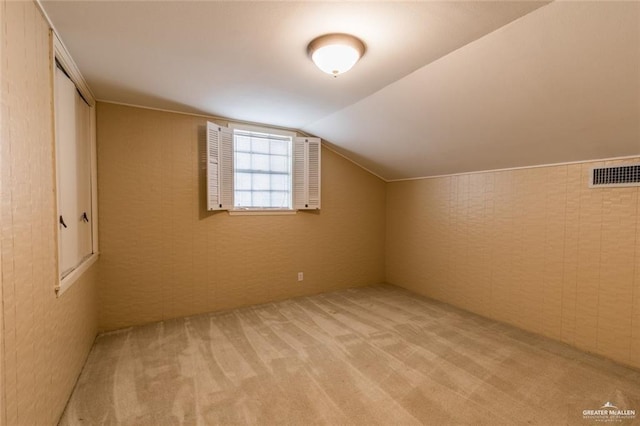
59 285 640 425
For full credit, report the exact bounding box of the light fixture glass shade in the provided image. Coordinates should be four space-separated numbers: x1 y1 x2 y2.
308 34 365 77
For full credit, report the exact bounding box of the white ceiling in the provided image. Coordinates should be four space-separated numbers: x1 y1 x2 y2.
42 1 640 180
305 1 640 179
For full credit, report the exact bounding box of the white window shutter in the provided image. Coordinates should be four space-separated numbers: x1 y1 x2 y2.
206 122 220 210
293 137 321 210
219 126 234 208
307 138 321 209
293 138 306 210
207 122 233 210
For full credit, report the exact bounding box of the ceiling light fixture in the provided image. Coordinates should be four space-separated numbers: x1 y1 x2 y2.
307 33 365 77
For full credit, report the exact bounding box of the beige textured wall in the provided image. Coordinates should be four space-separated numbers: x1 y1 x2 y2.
96 102 386 331
386 158 640 369
0 1 98 425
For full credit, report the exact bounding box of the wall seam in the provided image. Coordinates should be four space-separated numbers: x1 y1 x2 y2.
96 99 389 184
594 186 605 357
7 15 17 417
0 0 6 421
388 156 640 182
572 167 583 349
559 166 568 340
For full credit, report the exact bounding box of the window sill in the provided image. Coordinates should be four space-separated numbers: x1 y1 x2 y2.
56 252 99 297
228 209 297 216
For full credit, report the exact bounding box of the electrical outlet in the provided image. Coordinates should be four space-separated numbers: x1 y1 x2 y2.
297 272 304 282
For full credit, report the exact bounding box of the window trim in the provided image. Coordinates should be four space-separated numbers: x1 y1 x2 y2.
52 31 99 297
228 209 297 216
228 122 296 138
229 122 296 212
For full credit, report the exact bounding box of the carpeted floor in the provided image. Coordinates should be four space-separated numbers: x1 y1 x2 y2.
59 284 640 425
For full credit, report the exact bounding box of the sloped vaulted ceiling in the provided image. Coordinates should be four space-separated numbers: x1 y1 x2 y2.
304 1 640 179
41 1 639 180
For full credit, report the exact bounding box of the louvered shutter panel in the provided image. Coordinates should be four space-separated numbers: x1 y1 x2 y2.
206 122 221 210
207 122 234 210
293 138 307 210
219 126 234 208
307 138 321 209
293 137 321 210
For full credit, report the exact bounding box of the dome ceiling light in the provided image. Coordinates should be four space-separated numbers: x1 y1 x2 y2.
307 33 366 77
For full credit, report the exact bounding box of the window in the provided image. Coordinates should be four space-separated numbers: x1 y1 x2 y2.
54 34 98 295
206 122 321 212
233 128 293 209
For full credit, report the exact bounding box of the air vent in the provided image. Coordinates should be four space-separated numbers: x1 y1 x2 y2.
590 164 640 188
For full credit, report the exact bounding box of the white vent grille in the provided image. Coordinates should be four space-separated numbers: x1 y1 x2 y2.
590 164 640 188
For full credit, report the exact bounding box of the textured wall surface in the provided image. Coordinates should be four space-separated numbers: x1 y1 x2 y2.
0 1 98 425
96 102 386 331
387 158 640 369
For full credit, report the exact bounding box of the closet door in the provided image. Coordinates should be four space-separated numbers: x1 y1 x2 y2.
55 66 80 276
75 90 92 261
55 65 93 277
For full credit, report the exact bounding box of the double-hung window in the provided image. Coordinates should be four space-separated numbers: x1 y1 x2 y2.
233 127 294 209
206 122 321 212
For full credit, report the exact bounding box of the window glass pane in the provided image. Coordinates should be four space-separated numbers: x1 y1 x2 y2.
235 136 251 152
235 152 251 170
252 173 270 190
271 174 288 191
271 140 288 155
235 172 251 190
252 191 271 207
235 191 252 207
252 154 269 171
233 129 292 209
270 155 288 173
251 137 270 154
271 191 288 208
